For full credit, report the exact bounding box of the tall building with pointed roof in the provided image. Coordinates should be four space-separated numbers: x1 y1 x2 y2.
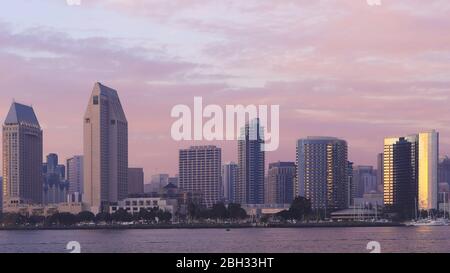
83 82 128 213
2 102 43 206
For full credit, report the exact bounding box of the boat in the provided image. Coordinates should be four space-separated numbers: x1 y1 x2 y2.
405 218 448 226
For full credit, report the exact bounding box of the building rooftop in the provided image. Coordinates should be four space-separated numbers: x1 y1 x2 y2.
4 102 40 127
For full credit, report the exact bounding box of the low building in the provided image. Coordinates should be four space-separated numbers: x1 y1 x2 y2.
330 208 378 222
353 192 384 209
242 204 290 218
109 197 178 215
2 201 83 217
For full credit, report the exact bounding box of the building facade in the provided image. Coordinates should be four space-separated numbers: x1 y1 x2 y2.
179 146 221 208
237 119 265 205
128 168 144 195
266 162 295 205
418 131 439 211
110 196 177 216
2 102 43 206
67 155 84 195
353 166 378 199
43 153 69 205
383 131 438 219
296 137 349 211
83 82 128 214
222 162 238 203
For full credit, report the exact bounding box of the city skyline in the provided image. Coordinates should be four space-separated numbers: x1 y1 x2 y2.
1 1 450 179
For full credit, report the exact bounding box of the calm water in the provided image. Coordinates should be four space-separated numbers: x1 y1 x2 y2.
0 226 449 253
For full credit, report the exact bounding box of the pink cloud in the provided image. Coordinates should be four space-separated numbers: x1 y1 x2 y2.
1 1 450 179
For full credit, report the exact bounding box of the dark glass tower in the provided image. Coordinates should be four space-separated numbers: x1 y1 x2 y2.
237 119 265 205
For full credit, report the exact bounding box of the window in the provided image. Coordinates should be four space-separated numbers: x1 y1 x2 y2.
93 96 99 105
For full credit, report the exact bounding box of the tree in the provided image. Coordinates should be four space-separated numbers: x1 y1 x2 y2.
188 201 203 220
288 197 312 221
28 215 45 226
112 208 133 222
1 213 27 226
137 208 155 223
95 212 112 223
276 210 291 222
47 213 77 226
157 210 172 223
77 211 96 223
227 203 247 220
211 203 228 219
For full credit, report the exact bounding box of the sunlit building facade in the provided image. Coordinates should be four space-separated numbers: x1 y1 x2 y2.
383 130 438 219
418 131 439 210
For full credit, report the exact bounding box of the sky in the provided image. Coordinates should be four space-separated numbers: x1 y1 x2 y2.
1 0 450 181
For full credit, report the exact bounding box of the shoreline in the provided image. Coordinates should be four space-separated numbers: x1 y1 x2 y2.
0 222 405 231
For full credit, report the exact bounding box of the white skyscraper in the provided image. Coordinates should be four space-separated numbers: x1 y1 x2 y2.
83 83 128 213
179 146 222 208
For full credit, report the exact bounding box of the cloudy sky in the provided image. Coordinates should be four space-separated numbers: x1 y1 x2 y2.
1 0 450 180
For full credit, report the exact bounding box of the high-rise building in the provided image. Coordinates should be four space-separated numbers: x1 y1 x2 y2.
439 156 450 187
266 162 295 205
2 102 43 205
179 146 221 208
150 174 169 192
383 130 438 219
296 137 349 211
43 153 69 204
237 118 265 205
83 82 128 213
168 176 179 187
376 153 384 193
222 162 238 203
353 166 378 199
347 161 354 207
383 136 418 219
418 131 439 211
67 156 84 195
128 168 144 195
0 177 3 211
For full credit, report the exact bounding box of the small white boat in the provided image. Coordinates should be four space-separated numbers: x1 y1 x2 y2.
405 219 448 226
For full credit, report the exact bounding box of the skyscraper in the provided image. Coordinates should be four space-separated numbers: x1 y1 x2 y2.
43 153 69 204
353 166 378 198
266 162 295 205
376 153 384 193
383 136 418 219
418 131 439 211
67 155 84 195
128 168 144 195
383 130 438 219
296 137 349 211
2 102 43 205
222 162 238 203
439 156 450 187
83 82 128 213
237 118 265 205
179 146 221 208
